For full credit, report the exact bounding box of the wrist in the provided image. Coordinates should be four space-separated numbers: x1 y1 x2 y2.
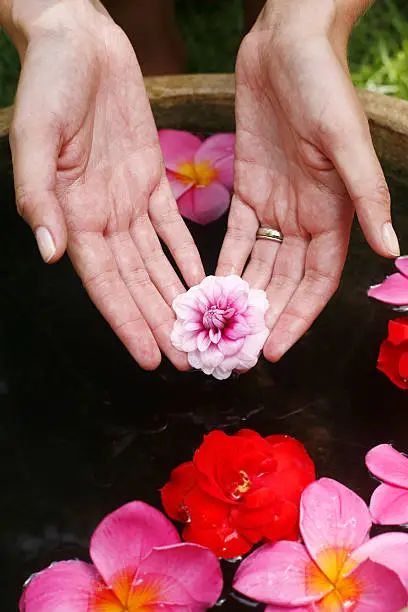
1 0 108 58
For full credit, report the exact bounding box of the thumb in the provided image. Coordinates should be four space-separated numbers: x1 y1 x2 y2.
322 78 399 258
10 117 67 263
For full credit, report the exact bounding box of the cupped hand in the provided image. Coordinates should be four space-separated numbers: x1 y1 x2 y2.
9 0 204 370
217 0 399 362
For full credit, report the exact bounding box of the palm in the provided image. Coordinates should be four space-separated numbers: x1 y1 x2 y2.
217 26 387 361
13 14 204 369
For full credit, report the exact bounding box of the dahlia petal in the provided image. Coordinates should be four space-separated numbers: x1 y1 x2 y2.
233 541 329 606
172 291 202 321
366 444 408 488
90 502 180 586
351 531 408 592
246 288 270 314
200 345 224 370
159 130 202 172
199 276 223 303
209 328 221 344
19 561 98 612
344 559 407 611
197 330 211 352
194 133 235 190
395 256 408 278
369 483 408 525
188 350 202 370
140 543 222 608
300 479 371 571
166 171 193 200
218 337 245 357
178 183 231 225
212 366 234 380
240 329 269 362
367 273 408 306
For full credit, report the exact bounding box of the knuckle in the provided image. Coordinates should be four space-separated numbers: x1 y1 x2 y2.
122 267 151 290
14 184 34 220
304 266 339 296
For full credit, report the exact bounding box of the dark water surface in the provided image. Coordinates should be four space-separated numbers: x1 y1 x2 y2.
1 157 408 610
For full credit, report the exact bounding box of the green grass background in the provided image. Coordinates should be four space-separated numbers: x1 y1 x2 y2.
1 0 408 107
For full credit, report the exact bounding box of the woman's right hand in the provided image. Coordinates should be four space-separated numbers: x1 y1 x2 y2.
3 0 205 370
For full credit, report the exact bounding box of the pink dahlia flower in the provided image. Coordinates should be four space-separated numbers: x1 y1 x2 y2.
366 443 408 525
159 130 235 225
368 256 408 306
171 275 269 380
20 501 222 612
234 478 408 611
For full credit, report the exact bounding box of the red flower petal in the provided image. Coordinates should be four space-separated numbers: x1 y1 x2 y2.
388 318 408 345
377 339 408 390
183 521 252 559
161 461 197 522
183 486 229 528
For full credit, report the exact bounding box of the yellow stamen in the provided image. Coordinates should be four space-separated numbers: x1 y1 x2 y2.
91 571 160 612
176 161 218 187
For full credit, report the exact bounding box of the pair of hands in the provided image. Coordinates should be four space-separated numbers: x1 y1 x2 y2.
6 0 398 371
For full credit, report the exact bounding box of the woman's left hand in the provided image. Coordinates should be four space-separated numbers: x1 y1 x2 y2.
217 0 399 362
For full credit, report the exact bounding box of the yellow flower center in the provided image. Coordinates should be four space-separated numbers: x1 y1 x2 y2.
307 547 360 611
176 160 218 187
91 570 160 612
231 470 252 500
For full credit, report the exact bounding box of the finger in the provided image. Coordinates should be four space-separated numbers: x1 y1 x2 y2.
243 237 281 289
68 231 161 370
216 195 259 277
130 214 186 305
10 116 67 264
263 229 348 362
107 230 189 371
149 180 205 287
319 75 399 258
263 235 309 330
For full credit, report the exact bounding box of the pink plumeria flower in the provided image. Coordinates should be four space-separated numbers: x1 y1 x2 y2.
234 478 408 611
171 275 269 380
159 130 235 225
368 256 408 307
366 443 408 525
20 501 222 612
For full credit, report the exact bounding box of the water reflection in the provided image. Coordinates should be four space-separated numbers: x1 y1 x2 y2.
1 167 408 610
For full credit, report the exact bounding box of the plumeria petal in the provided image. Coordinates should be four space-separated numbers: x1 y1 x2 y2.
166 170 193 200
177 182 231 225
90 502 179 587
368 273 408 305
233 541 330 606
300 479 371 572
351 531 408 592
19 561 99 612
140 543 222 608
369 482 408 525
194 133 235 190
266 608 310 612
343 559 407 611
159 130 202 172
365 444 408 488
395 256 408 278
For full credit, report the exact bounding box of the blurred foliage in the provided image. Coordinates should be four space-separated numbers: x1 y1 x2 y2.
1 0 408 107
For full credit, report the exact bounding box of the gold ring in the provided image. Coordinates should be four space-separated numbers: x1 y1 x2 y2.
256 227 284 243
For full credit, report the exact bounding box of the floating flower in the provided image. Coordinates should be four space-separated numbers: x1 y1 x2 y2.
376 317 408 389
171 275 269 380
20 501 222 612
159 130 234 225
368 256 408 306
161 429 315 559
234 478 408 611
366 443 408 525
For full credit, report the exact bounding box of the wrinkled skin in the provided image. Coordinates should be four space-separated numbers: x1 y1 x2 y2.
217 0 399 361
6 0 204 370
2 0 398 369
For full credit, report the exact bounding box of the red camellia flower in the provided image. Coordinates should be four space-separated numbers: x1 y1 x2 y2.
377 318 408 389
161 429 315 559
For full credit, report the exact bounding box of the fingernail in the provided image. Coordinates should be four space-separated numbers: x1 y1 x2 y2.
35 226 56 263
382 222 400 257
